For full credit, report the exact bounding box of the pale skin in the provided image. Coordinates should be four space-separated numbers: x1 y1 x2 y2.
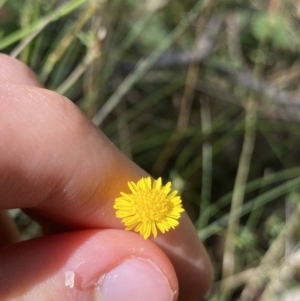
0 54 213 301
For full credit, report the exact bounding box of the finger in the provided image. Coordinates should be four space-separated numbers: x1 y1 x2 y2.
0 54 43 87
0 54 42 246
0 54 213 299
0 82 212 299
0 230 178 301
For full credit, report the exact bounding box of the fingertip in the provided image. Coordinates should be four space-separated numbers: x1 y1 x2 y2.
0 53 43 87
154 213 214 300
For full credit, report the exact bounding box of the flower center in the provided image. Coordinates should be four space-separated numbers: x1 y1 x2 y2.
132 190 172 222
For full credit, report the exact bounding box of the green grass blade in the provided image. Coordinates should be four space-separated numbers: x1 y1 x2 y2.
0 0 87 50
199 176 300 240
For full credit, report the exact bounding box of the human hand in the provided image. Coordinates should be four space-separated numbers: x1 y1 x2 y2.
0 54 213 301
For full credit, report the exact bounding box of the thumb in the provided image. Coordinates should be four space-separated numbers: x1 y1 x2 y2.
0 230 178 301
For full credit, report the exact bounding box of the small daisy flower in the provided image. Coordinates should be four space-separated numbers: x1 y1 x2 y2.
114 177 184 239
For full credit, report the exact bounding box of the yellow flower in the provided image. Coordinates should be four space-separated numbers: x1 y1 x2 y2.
114 177 184 239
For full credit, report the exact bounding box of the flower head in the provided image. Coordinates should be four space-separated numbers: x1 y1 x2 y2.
114 177 184 239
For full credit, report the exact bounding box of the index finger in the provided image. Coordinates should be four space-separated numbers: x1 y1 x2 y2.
0 54 213 300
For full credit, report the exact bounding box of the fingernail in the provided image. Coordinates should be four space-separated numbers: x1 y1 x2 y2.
98 258 174 301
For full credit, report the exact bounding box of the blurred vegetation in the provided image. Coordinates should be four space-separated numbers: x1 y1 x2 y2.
2 0 300 300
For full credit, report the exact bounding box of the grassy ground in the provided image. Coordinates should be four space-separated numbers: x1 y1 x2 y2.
1 0 300 300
